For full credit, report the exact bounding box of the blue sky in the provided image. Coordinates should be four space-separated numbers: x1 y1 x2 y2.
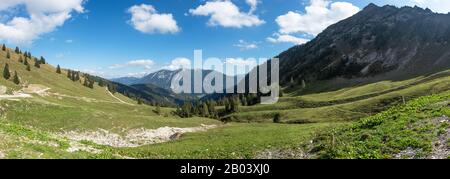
0 0 449 78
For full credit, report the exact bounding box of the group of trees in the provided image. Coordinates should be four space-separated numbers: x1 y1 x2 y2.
175 100 218 119
83 74 95 89
67 70 81 82
3 63 20 85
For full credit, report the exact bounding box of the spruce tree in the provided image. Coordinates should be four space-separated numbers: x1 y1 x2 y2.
67 70 72 79
83 78 89 87
26 64 31 71
18 56 23 63
75 72 80 81
88 79 94 89
34 58 40 68
56 65 61 74
15 47 20 54
1 44 5 51
6 50 10 59
13 71 20 85
40 56 46 64
3 63 10 79
24 58 29 66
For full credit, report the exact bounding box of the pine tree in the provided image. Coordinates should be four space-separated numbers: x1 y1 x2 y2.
88 79 94 89
83 78 89 86
34 58 40 68
67 70 72 79
56 65 61 74
1 44 5 51
6 50 10 59
75 72 80 81
3 63 10 79
18 56 23 63
24 58 29 66
13 71 20 85
40 56 46 64
15 47 20 54
26 64 31 71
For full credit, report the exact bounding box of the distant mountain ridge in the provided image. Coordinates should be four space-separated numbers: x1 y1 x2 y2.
112 69 243 94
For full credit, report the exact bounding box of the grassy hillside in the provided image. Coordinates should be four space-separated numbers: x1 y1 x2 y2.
230 70 450 123
309 91 450 159
0 46 448 159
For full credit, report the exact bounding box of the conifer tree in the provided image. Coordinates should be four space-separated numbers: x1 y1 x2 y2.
26 64 31 71
75 72 80 81
34 58 40 68
13 71 20 85
67 70 72 79
88 79 94 89
40 56 46 64
83 78 89 86
24 58 29 66
56 65 61 74
1 44 5 51
3 63 10 79
6 50 10 59
15 47 20 54
18 56 23 63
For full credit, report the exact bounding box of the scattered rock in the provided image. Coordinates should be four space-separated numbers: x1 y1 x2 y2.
394 147 422 159
66 141 102 154
0 151 4 158
256 148 312 159
58 124 217 148
429 116 450 159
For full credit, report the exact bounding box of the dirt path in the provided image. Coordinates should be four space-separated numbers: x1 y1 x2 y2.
106 87 134 106
58 124 217 148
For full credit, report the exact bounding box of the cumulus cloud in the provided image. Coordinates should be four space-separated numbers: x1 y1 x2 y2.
109 59 155 70
234 40 258 50
246 0 259 13
268 0 359 45
128 4 180 34
267 34 310 45
276 0 359 36
0 0 86 45
189 0 264 28
165 57 192 70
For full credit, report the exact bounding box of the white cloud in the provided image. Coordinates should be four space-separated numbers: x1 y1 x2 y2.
164 57 192 70
246 0 259 13
109 59 155 70
406 0 450 13
128 4 180 34
225 58 257 66
65 39 73 43
189 0 264 28
267 34 310 45
0 0 85 45
234 40 258 50
275 0 360 36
